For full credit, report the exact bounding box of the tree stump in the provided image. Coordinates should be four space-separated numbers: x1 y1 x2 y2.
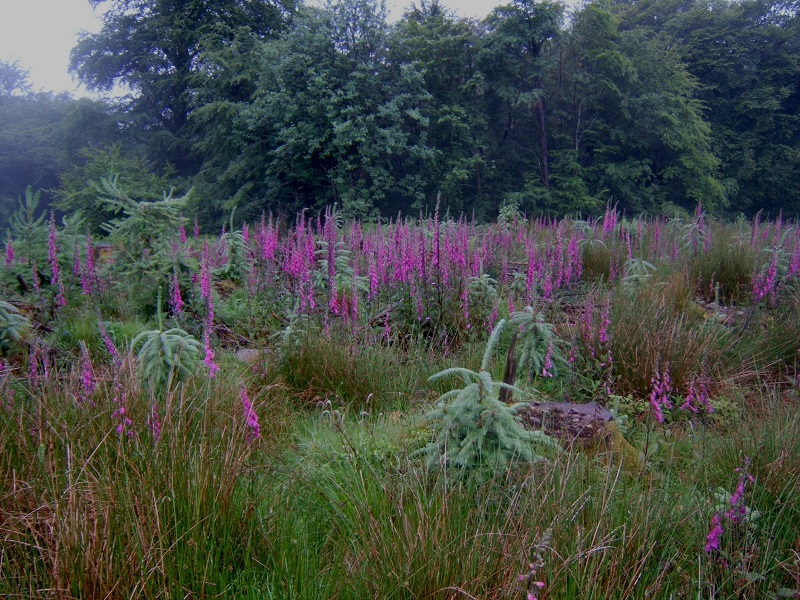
516 401 641 471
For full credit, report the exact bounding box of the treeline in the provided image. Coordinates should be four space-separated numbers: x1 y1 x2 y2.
1 0 798 230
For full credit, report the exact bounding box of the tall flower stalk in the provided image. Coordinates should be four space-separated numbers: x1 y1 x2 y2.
48 213 66 307
240 387 261 442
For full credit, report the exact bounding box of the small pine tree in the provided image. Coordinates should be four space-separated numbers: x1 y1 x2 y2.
508 306 566 379
418 319 560 474
0 300 30 354
131 289 202 394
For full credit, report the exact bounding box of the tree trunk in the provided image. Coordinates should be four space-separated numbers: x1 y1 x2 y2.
538 99 550 190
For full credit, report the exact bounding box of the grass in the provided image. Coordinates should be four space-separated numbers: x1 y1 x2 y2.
608 280 745 398
3 360 799 598
0 362 276 598
2 213 800 598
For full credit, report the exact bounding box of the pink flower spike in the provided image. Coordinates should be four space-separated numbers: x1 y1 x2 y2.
48 212 60 286
79 345 95 401
240 387 261 442
200 242 211 300
203 330 219 379
3 237 13 266
170 271 184 314
99 321 120 364
542 341 554 378
705 514 723 553
150 405 162 442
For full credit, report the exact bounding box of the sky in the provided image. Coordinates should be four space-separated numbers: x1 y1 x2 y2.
0 0 505 97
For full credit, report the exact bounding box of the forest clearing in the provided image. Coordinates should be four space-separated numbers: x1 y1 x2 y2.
1 202 799 598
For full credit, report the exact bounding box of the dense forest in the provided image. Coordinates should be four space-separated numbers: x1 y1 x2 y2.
1 0 799 231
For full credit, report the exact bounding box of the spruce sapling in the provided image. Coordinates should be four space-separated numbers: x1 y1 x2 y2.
419 318 559 474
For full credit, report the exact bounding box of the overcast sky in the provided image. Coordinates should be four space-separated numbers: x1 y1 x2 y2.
0 0 505 96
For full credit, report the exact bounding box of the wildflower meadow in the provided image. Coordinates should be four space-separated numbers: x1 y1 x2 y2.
1 199 799 598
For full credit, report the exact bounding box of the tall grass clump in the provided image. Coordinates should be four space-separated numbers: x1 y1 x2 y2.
609 276 742 397
0 355 277 598
747 285 800 377
273 328 479 411
688 219 756 304
697 395 800 598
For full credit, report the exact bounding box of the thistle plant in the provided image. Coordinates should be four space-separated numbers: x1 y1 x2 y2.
131 289 203 393
418 318 560 473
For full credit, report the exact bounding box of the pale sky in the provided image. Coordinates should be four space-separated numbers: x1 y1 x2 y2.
0 0 505 96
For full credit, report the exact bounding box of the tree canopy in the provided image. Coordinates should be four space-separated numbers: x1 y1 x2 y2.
1 0 798 231
70 0 297 172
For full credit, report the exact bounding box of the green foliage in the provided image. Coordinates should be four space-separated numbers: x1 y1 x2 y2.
131 325 202 393
0 59 31 98
55 145 179 235
418 318 560 473
233 0 435 218
509 305 566 380
3 0 799 224
89 175 194 313
95 175 189 247
6 186 47 269
625 0 800 216
389 3 489 216
70 0 296 175
570 2 725 214
0 300 30 353
130 293 202 392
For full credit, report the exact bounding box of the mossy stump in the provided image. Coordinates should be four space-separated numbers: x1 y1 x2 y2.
516 401 642 471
